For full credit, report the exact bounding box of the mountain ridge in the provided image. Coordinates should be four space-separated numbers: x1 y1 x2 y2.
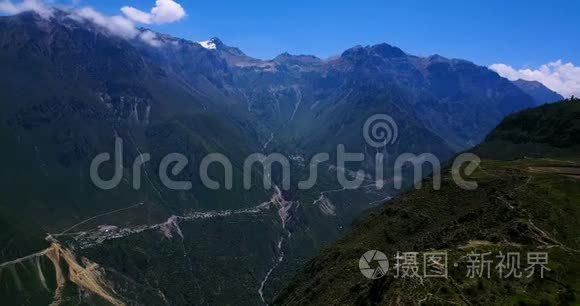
512 78 564 106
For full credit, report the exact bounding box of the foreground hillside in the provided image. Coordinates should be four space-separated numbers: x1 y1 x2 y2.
475 98 580 159
276 100 580 305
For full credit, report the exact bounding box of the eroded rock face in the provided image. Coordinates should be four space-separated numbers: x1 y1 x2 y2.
0 242 126 305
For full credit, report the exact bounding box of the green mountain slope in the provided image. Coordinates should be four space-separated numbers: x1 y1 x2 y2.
276 99 580 305
475 98 580 160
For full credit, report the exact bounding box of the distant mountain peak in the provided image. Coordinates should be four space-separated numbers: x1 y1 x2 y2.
514 78 548 88
198 38 220 49
273 52 321 63
340 42 407 60
196 37 247 57
428 54 449 62
370 43 406 58
277 51 292 57
512 79 564 105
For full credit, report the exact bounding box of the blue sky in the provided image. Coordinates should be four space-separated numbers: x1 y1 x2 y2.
86 0 579 67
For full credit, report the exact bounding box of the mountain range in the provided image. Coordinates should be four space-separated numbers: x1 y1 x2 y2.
0 10 567 305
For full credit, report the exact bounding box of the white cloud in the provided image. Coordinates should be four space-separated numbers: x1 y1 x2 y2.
0 0 53 18
72 7 162 47
120 6 151 24
490 60 580 98
139 30 162 47
72 7 139 39
0 1 165 47
121 0 186 25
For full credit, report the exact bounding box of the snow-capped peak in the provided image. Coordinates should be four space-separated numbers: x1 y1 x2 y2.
198 39 217 50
